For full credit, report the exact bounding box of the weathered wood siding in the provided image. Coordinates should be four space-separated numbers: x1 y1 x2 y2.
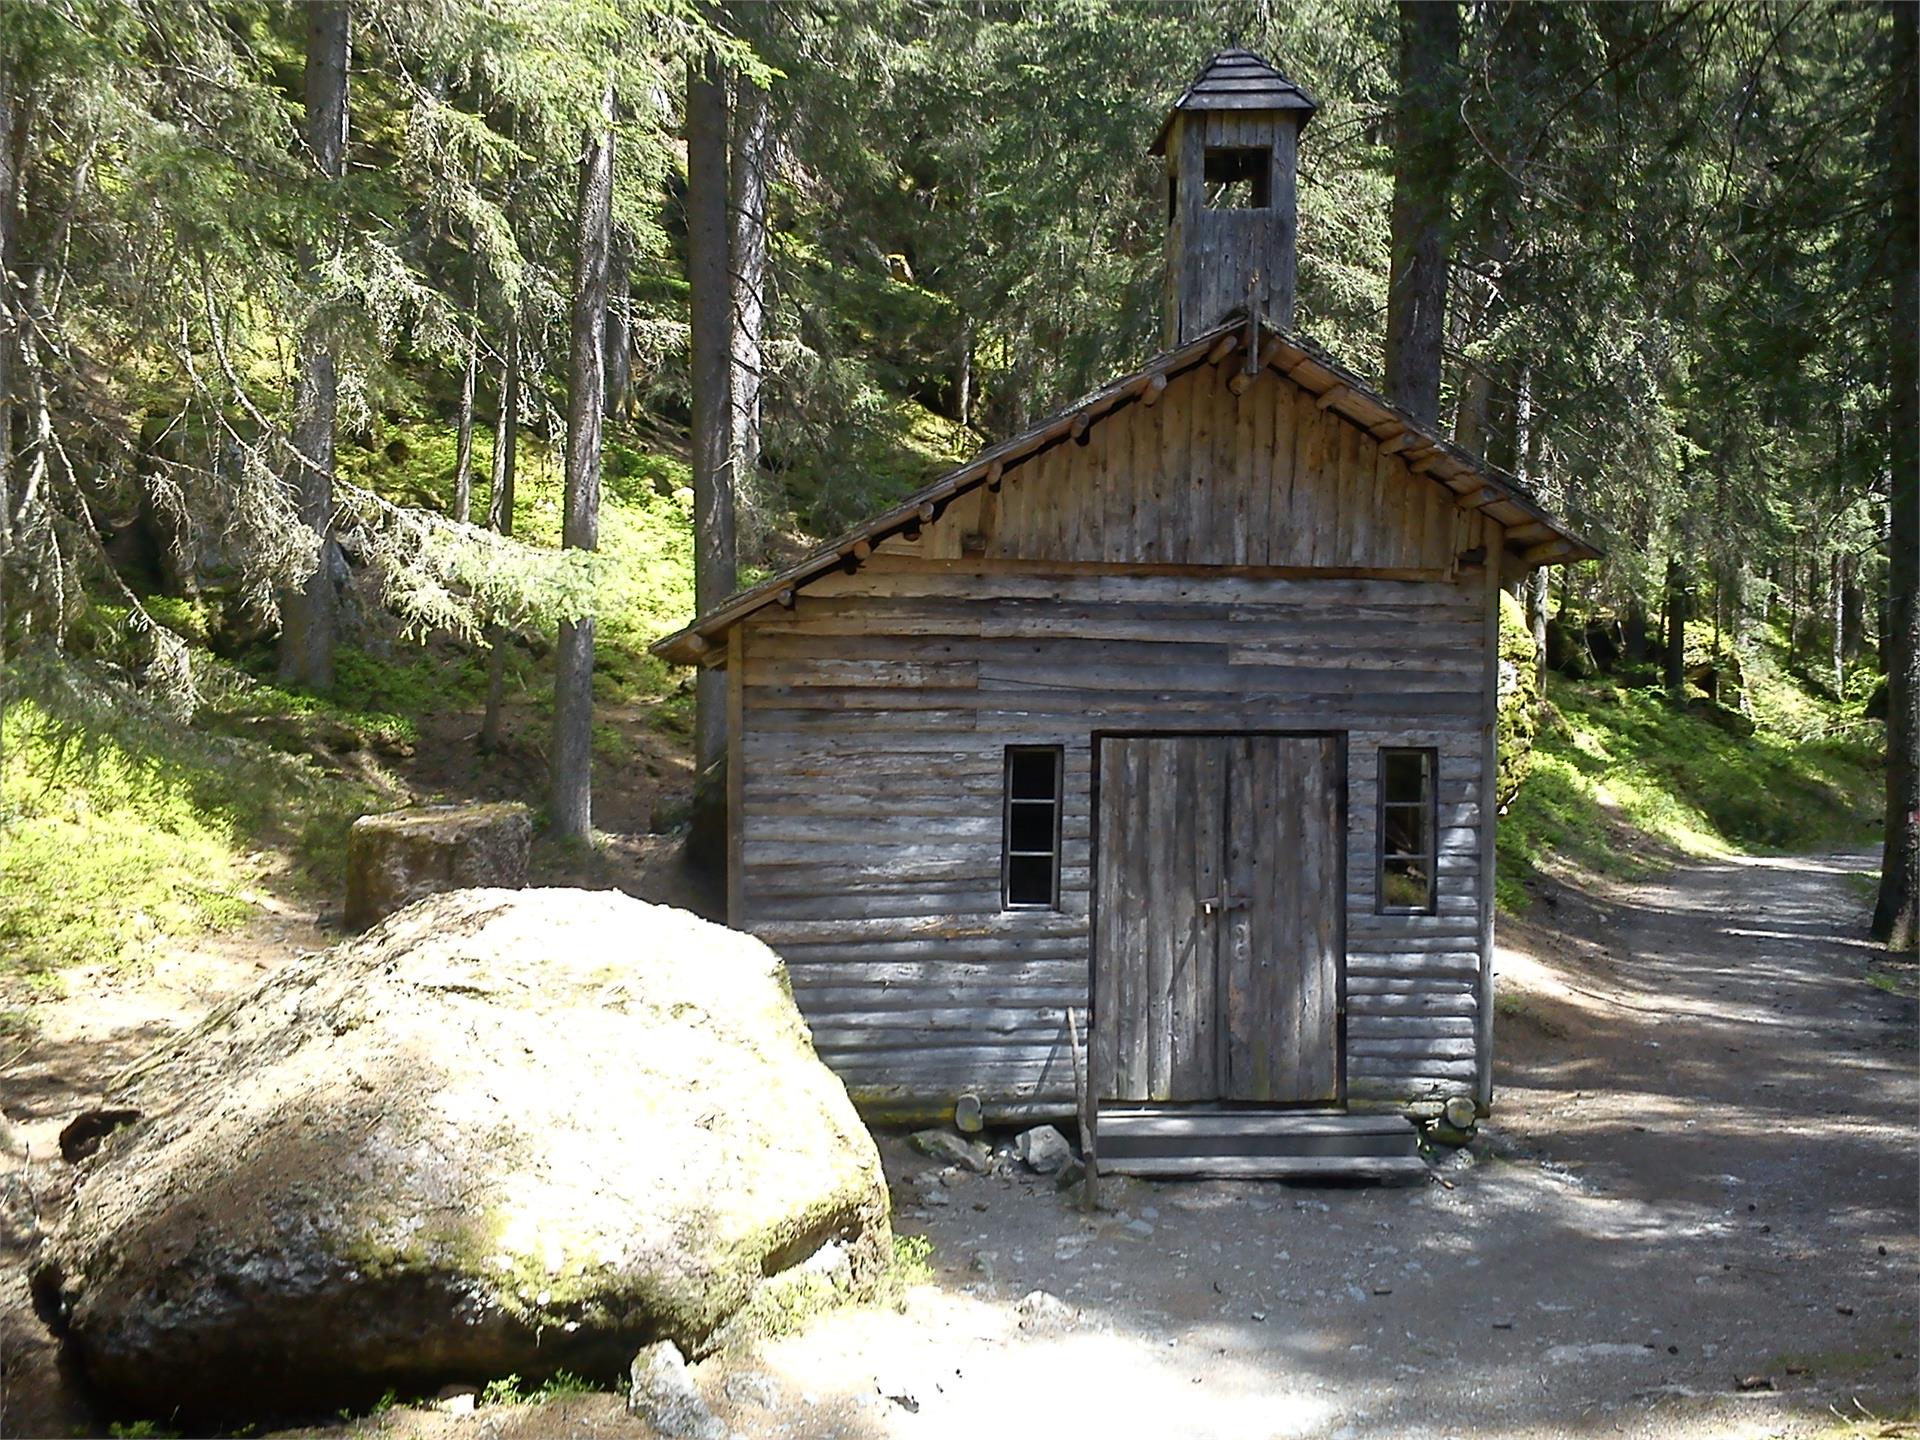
880 364 1466 573
735 568 1498 1117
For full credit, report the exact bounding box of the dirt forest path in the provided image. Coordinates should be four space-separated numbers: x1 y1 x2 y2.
3 852 1916 1440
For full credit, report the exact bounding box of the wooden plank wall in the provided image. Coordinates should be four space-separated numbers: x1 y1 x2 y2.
734 537 1499 1119
880 365 1463 573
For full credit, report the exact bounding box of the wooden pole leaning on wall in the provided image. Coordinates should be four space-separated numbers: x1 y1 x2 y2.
1065 1006 1098 1212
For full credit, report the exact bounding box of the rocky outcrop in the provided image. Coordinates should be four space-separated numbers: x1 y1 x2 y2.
343 803 531 931
34 889 890 1421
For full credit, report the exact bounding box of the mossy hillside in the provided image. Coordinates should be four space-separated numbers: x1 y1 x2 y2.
1498 622 1882 910
337 420 696 711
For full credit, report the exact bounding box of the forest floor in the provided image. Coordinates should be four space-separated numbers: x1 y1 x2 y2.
2 849 1913 1440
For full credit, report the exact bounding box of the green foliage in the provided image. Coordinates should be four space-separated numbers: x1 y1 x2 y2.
1496 592 1540 806
478 1370 597 1406
889 1231 935 1288
1498 661 1882 910
107 1421 181 1439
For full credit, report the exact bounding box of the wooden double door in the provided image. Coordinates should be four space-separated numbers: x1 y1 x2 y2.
1093 735 1343 1105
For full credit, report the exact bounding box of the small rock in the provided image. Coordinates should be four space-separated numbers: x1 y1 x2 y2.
1835 1304 1855 1317
722 1371 780 1409
875 1373 920 1413
1491 1318 1514 1330
1015 1289 1076 1332
913 1174 953 1208
1734 1374 1776 1392
1126 1219 1156 1239
1251 1310 1268 1323
911 1129 992 1174
434 1384 477 1416
1015 1125 1074 1175
628 1341 726 1440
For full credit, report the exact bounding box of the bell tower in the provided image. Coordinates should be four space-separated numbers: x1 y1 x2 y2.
1154 50 1318 346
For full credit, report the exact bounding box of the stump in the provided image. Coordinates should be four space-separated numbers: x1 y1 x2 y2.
344 803 532 931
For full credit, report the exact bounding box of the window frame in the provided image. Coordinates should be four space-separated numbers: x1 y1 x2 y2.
1376 747 1439 916
1002 745 1064 912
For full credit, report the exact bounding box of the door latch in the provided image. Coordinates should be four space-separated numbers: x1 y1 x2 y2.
1200 894 1248 916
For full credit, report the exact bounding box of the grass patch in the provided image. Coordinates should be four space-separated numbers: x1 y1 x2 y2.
0 660 384 1018
889 1231 935 1288
1498 643 1882 911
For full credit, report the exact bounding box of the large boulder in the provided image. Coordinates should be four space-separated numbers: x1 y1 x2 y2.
33 889 890 1421
343 803 531 931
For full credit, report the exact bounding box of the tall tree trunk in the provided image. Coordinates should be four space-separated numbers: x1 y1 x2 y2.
955 321 973 428
604 228 631 418
1663 558 1688 701
688 56 734 776
480 309 519 754
1830 551 1845 696
1383 0 1460 427
451 305 477 524
0 48 16 665
549 79 613 843
278 0 349 692
1842 558 1866 662
1873 0 1918 950
729 68 769 552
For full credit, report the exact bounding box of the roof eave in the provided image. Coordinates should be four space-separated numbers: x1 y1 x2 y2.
649 319 1600 669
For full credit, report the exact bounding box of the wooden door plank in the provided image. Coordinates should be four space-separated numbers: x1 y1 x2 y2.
1146 739 1179 1097
1180 737 1224 1098
1304 737 1342 1098
1223 737 1256 1095
1094 737 1123 1099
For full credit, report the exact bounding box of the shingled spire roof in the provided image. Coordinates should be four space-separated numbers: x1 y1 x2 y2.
1150 48 1320 155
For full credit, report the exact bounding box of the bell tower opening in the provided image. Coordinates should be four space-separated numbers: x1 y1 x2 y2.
1203 147 1271 209
1154 49 1318 344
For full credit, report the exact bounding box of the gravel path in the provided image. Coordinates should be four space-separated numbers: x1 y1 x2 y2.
724 851 1918 1440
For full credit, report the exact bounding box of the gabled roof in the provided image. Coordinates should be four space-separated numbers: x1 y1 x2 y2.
651 317 1600 668
1150 49 1320 155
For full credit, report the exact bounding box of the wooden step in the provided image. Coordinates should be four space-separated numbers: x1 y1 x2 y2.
1098 1108 1415 1139
1097 1108 1422 1166
1100 1153 1431 1184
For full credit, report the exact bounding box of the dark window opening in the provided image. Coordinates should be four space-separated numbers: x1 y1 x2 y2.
1203 146 1271 209
1004 747 1062 910
1378 748 1437 914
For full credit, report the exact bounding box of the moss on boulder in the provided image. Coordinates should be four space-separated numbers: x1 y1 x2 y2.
34 889 889 1422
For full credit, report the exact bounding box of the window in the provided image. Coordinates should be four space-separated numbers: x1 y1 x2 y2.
1203 146 1271 209
1003 747 1063 909
1378 748 1437 914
